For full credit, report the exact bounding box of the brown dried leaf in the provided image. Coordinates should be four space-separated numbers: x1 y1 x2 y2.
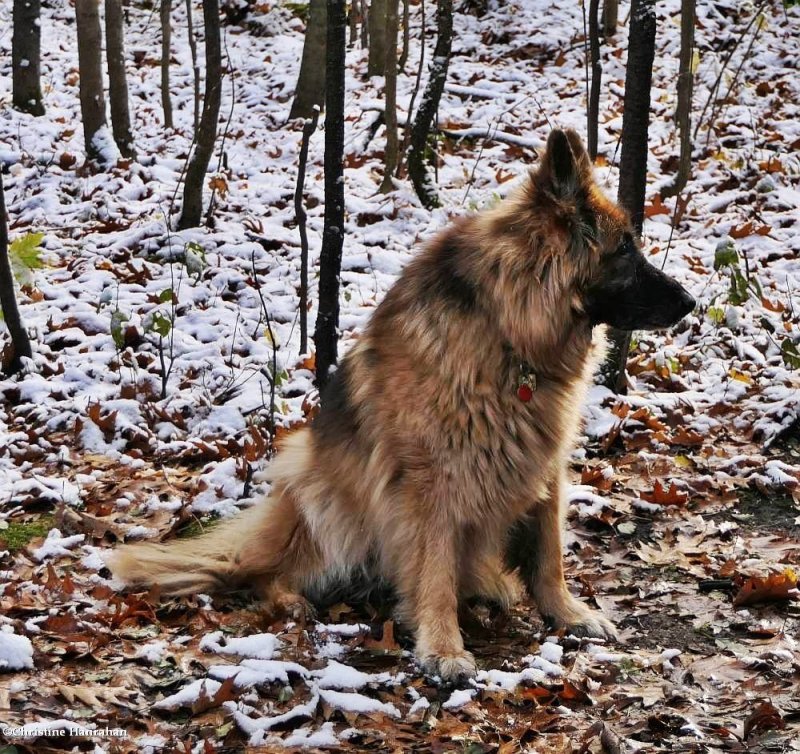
743 701 785 740
733 569 798 607
58 684 136 709
193 676 237 714
671 426 704 446
640 481 689 507
645 195 670 218
581 465 614 492
364 620 401 652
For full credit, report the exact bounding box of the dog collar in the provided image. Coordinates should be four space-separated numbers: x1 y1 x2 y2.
516 362 537 402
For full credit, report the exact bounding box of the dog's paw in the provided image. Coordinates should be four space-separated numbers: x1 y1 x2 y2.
479 571 524 613
420 651 477 685
547 610 617 641
282 596 316 622
260 592 315 623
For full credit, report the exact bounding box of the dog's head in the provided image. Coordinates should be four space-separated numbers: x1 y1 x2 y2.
531 129 695 331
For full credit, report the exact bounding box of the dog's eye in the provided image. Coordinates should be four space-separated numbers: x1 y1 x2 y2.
610 235 638 258
609 242 631 259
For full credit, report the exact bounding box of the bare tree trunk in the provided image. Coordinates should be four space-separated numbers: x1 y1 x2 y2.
360 0 369 48
105 0 136 158
602 0 618 38
397 0 424 177
368 0 387 76
399 0 410 69
348 0 358 46
290 0 327 120
380 0 399 192
186 0 201 132
314 0 346 391
587 0 601 161
407 0 452 209
0 172 33 376
617 0 656 233
601 0 656 393
161 0 173 130
295 109 320 355
12 0 45 116
76 0 109 163
177 0 222 229
662 0 695 199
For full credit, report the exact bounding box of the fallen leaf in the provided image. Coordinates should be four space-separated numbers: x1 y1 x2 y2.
640 481 689 507
743 700 785 740
733 569 798 607
671 427 704 447
193 676 237 714
58 684 136 709
581 466 614 492
645 195 670 218
364 620 401 652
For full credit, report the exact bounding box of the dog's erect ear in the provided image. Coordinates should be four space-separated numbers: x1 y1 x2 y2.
564 129 592 175
538 129 592 199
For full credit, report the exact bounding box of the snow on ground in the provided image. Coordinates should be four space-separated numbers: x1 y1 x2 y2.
1 0 799 750
0 625 34 672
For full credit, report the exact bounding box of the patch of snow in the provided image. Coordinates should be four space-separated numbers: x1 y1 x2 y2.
135 640 168 664
314 660 394 690
441 688 477 709
0 626 34 671
319 688 401 717
32 528 85 561
200 630 281 660
153 679 222 709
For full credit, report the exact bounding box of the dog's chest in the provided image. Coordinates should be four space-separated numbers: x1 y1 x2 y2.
436 381 574 516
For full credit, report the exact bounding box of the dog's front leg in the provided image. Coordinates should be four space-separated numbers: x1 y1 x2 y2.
508 473 617 640
407 521 477 684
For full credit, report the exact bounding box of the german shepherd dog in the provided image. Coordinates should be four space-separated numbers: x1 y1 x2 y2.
109 130 695 683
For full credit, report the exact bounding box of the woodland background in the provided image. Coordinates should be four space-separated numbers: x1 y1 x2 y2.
0 0 799 751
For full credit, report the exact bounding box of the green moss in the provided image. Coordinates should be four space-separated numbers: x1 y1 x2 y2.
176 516 220 539
0 515 55 553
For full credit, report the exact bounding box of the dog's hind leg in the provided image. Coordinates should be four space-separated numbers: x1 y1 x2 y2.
508 474 617 640
247 489 323 622
254 573 315 622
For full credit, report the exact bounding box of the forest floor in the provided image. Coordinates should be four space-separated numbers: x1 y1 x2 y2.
1 0 800 752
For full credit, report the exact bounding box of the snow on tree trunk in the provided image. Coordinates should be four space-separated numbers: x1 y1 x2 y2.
407 0 453 209
12 0 45 116
314 0 347 391
177 0 223 229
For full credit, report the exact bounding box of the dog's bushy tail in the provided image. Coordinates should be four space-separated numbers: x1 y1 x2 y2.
107 429 315 595
106 503 280 595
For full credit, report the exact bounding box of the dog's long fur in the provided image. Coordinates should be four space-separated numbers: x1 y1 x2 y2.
110 130 667 681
